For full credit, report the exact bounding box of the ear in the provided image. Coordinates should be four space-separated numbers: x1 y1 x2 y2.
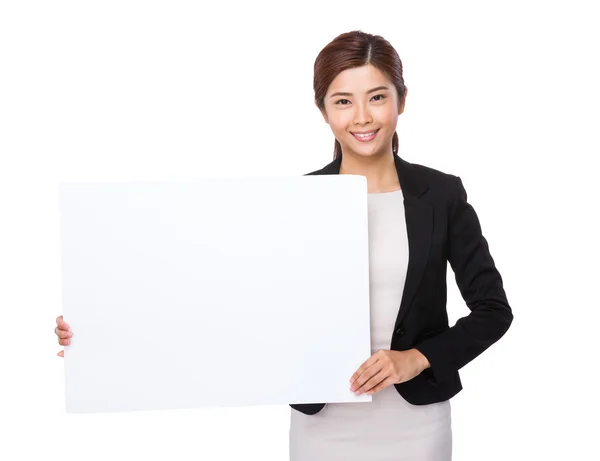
398 86 408 115
316 101 329 124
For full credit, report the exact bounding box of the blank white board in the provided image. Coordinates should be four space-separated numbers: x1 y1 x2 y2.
59 175 372 413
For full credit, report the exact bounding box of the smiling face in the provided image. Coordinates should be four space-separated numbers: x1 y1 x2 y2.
318 64 407 159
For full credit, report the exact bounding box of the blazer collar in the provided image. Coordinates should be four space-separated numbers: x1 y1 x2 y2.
316 152 429 198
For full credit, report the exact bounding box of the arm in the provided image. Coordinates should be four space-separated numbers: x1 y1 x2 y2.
413 175 513 384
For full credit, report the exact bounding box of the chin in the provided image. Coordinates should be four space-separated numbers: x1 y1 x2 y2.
344 147 388 159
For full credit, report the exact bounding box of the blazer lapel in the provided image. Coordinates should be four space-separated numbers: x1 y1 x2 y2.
313 153 433 333
392 155 432 331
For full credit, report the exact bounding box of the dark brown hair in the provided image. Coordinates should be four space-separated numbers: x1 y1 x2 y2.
313 30 407 159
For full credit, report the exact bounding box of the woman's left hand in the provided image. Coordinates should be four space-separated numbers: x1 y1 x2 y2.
349 349 430 396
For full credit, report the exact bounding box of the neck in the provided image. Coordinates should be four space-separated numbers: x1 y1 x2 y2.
339 151 400 193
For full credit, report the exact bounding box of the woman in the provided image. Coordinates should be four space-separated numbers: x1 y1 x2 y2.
55 30 513 460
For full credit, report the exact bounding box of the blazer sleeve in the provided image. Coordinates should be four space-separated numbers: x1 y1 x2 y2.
413 175 513 384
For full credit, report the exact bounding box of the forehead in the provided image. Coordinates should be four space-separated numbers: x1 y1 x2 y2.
327 64 391 94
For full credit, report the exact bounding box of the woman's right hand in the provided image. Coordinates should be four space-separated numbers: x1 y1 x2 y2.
55 315 72 357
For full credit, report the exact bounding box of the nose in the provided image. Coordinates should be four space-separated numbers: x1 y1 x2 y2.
353 102 372 126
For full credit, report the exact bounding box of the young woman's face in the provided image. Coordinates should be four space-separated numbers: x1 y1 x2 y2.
319 64 406 159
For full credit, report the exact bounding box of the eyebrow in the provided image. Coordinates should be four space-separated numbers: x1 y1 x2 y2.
329 86 390 98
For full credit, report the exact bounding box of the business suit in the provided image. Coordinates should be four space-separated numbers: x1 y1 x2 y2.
290 152 513 416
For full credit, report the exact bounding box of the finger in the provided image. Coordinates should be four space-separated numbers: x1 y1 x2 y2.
356 368 387 395
56 315 70 330
54 327 72 338
352 362 383 392
57 350 64 357
350 355 380 385
366 376 395 395
55 327 72 339
58 338 70 346
353 350 386 379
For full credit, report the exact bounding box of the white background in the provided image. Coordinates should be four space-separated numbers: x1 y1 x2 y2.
1 1 598 460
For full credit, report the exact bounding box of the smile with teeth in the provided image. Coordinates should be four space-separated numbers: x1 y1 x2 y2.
352 129 379 141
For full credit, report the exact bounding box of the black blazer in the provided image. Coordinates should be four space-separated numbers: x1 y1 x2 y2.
290 153 513 416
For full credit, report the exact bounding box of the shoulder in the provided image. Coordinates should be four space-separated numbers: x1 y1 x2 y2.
303 161 337 176
405 161 473 220
406 160 462 207
304 169 323 176
404 158 458 185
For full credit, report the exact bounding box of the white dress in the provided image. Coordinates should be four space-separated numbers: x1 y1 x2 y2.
289 189 452 461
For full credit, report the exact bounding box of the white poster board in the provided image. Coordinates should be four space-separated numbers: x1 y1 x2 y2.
59 175 372 413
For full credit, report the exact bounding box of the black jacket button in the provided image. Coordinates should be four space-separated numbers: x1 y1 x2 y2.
395 326 405 336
